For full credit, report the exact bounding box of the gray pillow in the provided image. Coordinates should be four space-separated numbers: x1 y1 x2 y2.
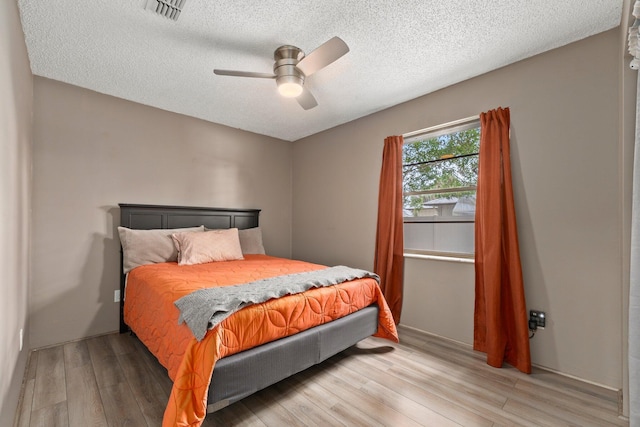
118 226 204 274
238 227 266 255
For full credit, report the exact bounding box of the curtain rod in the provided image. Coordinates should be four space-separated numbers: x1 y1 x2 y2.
403 114 480 139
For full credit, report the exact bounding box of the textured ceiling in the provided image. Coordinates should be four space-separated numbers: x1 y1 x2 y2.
18 0 622 141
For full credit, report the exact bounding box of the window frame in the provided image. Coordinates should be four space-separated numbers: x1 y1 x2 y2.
402 116 480 258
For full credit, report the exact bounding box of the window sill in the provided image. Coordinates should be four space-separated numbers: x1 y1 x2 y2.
403 252 475 264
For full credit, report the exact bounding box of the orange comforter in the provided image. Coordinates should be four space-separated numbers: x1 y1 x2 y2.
124 255 398 427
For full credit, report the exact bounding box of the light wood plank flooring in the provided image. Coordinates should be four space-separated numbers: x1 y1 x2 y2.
15 327 628 426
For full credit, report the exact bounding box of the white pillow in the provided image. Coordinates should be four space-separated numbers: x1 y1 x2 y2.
172 228 244 265
118 226 204 274
238 227 266 255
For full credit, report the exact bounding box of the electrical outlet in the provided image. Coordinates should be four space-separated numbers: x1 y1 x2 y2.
114 289 121 303
19 328 23 351
529 310 546 329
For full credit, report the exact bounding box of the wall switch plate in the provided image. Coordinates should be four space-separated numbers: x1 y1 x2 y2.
114 290 121 303
19 328 23 351
529 310 546 329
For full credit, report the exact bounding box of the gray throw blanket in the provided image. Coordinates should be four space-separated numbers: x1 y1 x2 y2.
174 266 380 341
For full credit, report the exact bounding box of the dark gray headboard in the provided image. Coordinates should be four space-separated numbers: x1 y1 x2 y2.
119 203 261 332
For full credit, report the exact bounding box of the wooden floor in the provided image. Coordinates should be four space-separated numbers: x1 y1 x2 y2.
15 326 628 427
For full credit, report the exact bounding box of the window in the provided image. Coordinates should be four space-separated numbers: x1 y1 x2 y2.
403 118 480 257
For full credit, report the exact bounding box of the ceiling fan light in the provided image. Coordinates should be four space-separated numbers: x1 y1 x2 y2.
278 82 303 98
276 74 304 98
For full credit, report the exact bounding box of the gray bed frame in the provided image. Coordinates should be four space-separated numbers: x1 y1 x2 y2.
119 203 379 412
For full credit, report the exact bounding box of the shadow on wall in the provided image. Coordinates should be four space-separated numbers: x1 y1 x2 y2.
509 128 555 365
84 206 122 338
30 206 122 348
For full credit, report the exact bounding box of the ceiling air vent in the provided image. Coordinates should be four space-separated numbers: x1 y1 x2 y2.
145 0 186 21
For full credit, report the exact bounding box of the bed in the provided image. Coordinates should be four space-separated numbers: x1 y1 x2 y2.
118 203 398 427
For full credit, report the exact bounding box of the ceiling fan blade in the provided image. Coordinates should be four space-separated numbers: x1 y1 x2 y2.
213 69 276 79
296 36 349 77
297 87 318 110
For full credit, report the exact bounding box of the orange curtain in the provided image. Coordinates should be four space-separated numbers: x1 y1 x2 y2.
474 107 531 374
374 135 404 324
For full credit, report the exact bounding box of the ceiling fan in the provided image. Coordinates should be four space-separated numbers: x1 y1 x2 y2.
213 37 349 110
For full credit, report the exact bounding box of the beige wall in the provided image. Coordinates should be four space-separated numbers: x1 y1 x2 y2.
0 0 33 425
293 29 626 389
30 78 293 348
403 258 475 344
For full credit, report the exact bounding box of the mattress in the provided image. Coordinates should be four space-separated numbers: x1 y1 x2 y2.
123 254 398 427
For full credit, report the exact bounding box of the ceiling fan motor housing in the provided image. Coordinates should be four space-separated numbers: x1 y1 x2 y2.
274 45 305 89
